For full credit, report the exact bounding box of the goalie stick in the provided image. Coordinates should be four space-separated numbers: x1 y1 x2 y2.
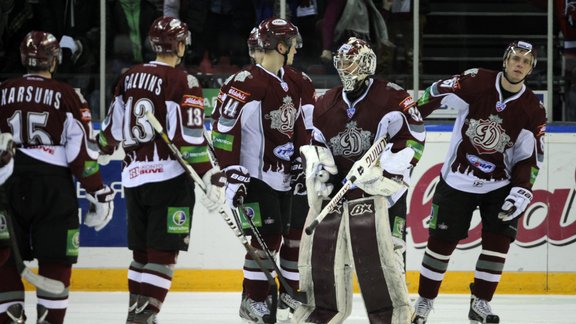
2 207 65 294
145 112 279 322
305 136 404 235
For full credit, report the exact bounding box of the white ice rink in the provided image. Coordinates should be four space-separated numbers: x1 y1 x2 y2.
20 292 576 323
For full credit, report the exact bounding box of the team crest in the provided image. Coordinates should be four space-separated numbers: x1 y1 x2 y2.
266 96 297 137
465 114 511 154
329 121 372 157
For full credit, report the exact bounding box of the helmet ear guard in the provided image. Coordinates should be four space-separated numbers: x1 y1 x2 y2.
333 37 377 92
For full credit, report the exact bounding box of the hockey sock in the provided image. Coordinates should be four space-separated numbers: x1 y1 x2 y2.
139 249 177 313
418 237 459 299
128 250 147 303
37 260 71 324
0 256 24 324
280 228 302 293
473 231 512 301
243 234 281 301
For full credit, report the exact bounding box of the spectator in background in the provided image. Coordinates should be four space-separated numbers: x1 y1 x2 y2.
30 0 102 110
378 0 430 76
0 0 35 77
319 0 346 63
108 0 162 69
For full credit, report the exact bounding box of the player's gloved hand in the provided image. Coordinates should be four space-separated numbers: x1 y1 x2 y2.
0 133 15 185
350 164 405 197
85 185 115 231
224 165 250 208
200 166 227 211
291 157 306 195
498 187 533 222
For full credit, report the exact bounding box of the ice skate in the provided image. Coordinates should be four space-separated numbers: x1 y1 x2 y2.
6 304 26 324
239 296 273 323
469 284 499 323
411 296 434 324
277 292 302 321
130 298 159 324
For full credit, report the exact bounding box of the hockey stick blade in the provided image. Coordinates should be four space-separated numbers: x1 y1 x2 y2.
21 268 65 294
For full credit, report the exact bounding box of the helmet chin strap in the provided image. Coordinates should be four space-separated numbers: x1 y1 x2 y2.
502 69 526 85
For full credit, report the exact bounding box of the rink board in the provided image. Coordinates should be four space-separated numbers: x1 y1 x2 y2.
26 124 575 293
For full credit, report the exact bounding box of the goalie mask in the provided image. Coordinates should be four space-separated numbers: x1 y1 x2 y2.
257 17 302 51
148 16 191 54
20 31 62 70
334 37 376 92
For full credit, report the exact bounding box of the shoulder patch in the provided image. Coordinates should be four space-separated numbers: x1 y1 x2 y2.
400 96 416 110
187 74 199 88
233 71 252 82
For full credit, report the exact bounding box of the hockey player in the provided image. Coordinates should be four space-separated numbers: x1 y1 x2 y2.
211 17 308 323
211 23 314 321
294 37 426 324
97 16 226 323
411 41 546 324
0 31 114 324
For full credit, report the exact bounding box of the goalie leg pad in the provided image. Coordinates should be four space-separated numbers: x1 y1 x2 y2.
295 205 353 324
347 196 411 324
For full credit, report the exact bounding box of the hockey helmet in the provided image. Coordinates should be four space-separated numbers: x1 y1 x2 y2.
257 17 302 51
20 31 62 70
148 16 191 54
503 40 537 69
333 37 377 91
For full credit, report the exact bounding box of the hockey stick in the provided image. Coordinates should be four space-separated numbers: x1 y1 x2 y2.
239 202 308 303
305 136 396 235
146 111 278 322
2 207 65 293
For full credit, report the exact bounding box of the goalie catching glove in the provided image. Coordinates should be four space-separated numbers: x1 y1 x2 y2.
498 186 533 222
224 165 250 208
199 166 227 211
84 185 115 231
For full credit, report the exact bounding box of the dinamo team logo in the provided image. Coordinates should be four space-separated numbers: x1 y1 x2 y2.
329 121 372 158
465 114 511 154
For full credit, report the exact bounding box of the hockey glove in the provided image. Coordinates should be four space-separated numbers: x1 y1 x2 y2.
224 165 250 208
0 133 15 185
85 185 115 231
498 187 533 222
291 157 306 195
200 166 227 211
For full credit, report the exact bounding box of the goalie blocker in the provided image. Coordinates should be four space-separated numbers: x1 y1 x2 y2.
294 195 412 324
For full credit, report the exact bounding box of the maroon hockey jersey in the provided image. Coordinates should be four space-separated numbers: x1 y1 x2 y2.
417 68 546 193
211 65 307 191
0 75 104 192
99 61 211 188
313 78 426 200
